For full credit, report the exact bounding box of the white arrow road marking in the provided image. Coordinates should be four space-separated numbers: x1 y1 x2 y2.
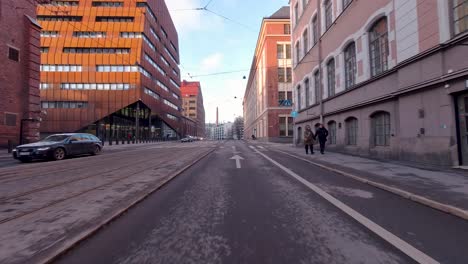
253 149 439 264
258 146 266 150
230 155 244 169
249 146 256 149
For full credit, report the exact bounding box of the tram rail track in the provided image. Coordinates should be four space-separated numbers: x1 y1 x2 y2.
0 147 215 225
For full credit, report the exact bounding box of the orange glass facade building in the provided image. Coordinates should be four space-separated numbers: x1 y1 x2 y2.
37 0 182 140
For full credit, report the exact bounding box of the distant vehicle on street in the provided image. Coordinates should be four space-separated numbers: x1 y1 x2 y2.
180 137 194 143
13 133 103 162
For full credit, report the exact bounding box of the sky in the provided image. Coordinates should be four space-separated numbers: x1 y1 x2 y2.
166 0 289 124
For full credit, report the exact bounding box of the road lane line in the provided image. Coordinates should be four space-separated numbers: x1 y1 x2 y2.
249 146 256 150
254 149 439 264
273 149 468 221
258 146 266 150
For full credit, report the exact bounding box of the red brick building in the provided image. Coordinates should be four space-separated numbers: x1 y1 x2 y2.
243 7 293 142
181 81 206 137
0 0 43 147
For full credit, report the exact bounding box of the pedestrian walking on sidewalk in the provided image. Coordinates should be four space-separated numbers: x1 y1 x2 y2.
304 125 316 155
316 124 329 154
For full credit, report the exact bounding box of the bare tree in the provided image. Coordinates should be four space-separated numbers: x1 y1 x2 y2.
233 117 244 140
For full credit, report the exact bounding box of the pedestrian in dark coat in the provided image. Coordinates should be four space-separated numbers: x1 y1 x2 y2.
315 124 329 154
303 125 316 155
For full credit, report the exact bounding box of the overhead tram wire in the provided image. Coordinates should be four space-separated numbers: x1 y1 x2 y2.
169 5 256 32
187 58 321 78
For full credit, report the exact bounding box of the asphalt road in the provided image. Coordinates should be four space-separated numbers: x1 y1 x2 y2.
54 141 468 264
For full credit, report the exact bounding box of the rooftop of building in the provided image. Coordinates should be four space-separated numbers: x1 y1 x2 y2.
267 6 290 19
181 80 202 97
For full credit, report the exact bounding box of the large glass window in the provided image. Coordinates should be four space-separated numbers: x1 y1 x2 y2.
314 71 320 104
372 112 391 146
327 59 335 97
295 41 301 63
312 16 318 45
328 121 337 145
453 0 468 35
294 3 299 25
277 44 291 59
304 78 310 107
279 117 287 136
369 17 389 77
344 42 356 89
325 0 333 30
297 85 302 110
279 117 294 136
303 29 309 54
345 117 358 145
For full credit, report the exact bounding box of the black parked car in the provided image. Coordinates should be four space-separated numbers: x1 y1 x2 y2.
13 133 103 162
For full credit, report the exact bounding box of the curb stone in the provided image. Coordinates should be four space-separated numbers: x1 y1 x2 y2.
36 147 216 264
275 149 468 221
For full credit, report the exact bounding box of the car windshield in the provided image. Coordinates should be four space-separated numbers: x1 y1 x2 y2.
42 135 70 142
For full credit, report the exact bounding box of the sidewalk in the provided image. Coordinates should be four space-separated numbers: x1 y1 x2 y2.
261 142 468 218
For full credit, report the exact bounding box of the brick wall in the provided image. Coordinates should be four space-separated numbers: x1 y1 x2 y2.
0 1 41 147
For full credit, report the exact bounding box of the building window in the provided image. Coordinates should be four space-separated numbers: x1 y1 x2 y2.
314 71 320 104
279 116 294 136
63 48 130 54
41 101 88 109
8 47 19 62
284 24 291 34
345 117 358 145
61 83 132 90
119 32 141 38
294 3 299 25
328 121 337 144
453 0 468 34
312 16 318 45
48 1 79 6
343 0 353 9
297 85 302 110
144 87 160 100
277 43 291 59
41 31 60 37
304 78 310 107
327 58 335 97
302 0 308 10
92 1 124 7
324 0 333 30
95 16 134 22
5 113 17 126
295 41 301 63
369 17 389 77
73 31 106 38
344 42 356 89
37 16 82 21
40 47 49 53
41 64 83 72
372 111 391 146
278 67 292 83
303 28 309 55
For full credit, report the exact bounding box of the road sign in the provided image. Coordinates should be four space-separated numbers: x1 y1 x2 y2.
291 111 298 118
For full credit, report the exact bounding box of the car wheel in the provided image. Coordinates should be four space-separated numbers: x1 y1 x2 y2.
53 148 66 161
91 145 101 155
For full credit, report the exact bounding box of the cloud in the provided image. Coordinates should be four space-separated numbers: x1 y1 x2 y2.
200 52 224 72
